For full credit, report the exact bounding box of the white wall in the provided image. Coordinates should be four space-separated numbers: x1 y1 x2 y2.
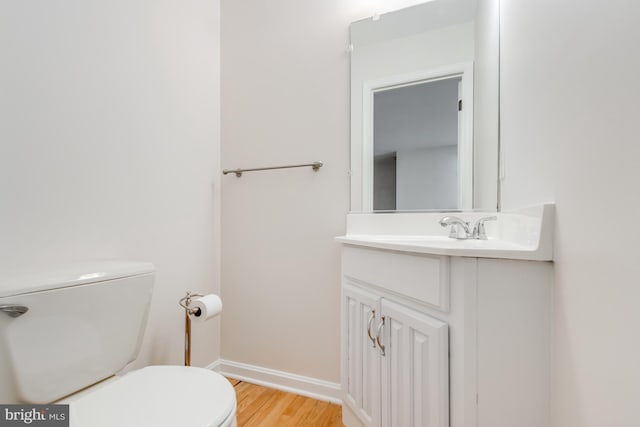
396 146 458 210
501 1 640 425
220 0 385 385
0 0 221 369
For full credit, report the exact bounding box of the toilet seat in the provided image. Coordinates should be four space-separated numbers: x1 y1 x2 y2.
66 366 237 427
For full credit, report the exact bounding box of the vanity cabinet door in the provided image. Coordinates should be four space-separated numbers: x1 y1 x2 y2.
380 299 449 427
342 283 382 427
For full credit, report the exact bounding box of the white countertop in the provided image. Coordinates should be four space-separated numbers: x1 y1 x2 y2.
336 234 548 260
336 204 554 261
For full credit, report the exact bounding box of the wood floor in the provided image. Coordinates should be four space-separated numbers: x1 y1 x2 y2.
228 378 344 427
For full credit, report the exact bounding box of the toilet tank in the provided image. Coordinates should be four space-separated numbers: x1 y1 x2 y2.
0 261 154 404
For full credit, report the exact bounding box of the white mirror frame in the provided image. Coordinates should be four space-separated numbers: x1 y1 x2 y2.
360 62 474 211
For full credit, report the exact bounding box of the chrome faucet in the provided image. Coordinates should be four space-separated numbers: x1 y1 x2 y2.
439 215 497 240
439 216 472 239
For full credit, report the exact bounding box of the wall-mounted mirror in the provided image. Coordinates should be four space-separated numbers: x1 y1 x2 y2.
350 0 499 212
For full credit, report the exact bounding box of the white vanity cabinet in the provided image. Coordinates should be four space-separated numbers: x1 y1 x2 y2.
380 298 449 427
343 284 381 426
340 244 553 427
343 285 449 427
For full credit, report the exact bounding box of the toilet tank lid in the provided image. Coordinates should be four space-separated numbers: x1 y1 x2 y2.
0 261 155 298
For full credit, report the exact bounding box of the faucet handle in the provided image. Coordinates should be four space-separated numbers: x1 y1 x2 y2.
472 216 497 240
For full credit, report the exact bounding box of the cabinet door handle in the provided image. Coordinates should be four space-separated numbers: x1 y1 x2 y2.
376 316 386 356
366 310 377 348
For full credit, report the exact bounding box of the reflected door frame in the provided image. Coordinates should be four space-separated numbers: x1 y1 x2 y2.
361 62 474 211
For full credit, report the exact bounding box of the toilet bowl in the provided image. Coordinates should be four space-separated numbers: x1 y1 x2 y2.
63 366 237 427
0 261 237 427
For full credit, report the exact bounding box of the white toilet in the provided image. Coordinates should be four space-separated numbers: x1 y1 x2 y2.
0 261 237 427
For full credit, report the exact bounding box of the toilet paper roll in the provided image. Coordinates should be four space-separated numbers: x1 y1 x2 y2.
189 294 223 323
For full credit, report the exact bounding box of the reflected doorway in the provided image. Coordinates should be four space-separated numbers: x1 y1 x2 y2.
373 76 463 211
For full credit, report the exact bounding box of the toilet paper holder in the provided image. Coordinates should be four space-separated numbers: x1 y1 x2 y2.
178 291 203 367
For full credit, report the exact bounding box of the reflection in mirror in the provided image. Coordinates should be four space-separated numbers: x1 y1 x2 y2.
374 77 464 210
368 65 473 211
350 0 499 212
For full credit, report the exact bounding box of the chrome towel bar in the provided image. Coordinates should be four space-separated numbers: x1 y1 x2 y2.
223 161 323 177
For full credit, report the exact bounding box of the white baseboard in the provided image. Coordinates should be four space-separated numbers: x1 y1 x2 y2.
207 359 223 371
206 359 342 405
